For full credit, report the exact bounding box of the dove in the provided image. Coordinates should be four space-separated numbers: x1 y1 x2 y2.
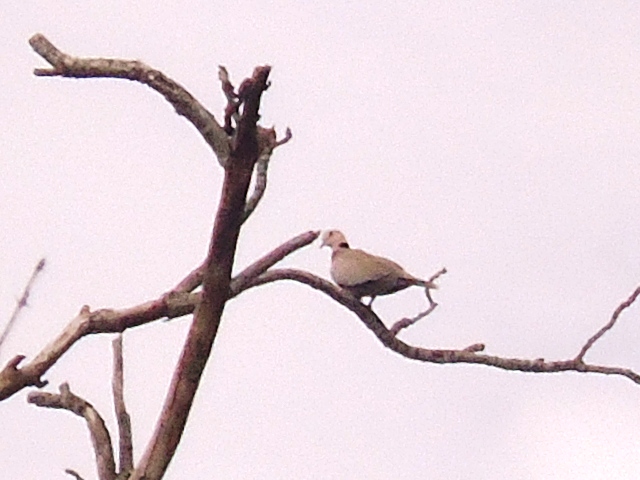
320 230 437 305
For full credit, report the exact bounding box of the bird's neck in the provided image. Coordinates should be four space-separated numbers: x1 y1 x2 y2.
331 242 350 258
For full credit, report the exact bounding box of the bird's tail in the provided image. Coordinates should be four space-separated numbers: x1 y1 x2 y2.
416 279 438 290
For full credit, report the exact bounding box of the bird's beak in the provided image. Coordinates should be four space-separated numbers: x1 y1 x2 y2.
319 232 328 248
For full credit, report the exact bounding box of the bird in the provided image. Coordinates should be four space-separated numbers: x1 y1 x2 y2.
320 230 437 305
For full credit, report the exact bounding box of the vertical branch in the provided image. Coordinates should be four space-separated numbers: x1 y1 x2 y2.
130 65 271 480
111 334 133 475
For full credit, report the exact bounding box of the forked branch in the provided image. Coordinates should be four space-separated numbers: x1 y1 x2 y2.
389 267 448 335
28 383 116 480
0 231 318 402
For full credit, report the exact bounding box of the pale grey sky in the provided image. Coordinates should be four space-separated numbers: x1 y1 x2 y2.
3 2 640 479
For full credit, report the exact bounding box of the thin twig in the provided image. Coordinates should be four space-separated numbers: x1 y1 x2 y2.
575 285 640 362
171 260 207 293
426 267 447 286
230 230 320 293
218 66 240 136
275 127 293 147
65 469 86 480
241 126 293 224
241 129 275 223
112 334 133 475
389 301 439 336
28 383 116 480
389 267 448 335
0 258 46 354
220 67 292 223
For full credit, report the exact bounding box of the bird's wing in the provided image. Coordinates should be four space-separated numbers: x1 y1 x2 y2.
331 248 404 287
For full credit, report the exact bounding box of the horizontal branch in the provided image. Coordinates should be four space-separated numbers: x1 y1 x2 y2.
28 383 116 480
28 34 230 163
0 231 319 402
240 269 640 385
5 226 638 407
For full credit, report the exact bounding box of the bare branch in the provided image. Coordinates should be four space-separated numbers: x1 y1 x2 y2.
0 354 48 400
388 267 448 335
171 261 207 293
241 129 276 223
218 65 240 136
3 228 637 414
575 284 640 362
463 343 486 353
240 268 640 385
0 294 197 401
275 127 293 147
250 159 274 208
230 230 320 294
389 302 439 336
241 126 293 224
28 383 116 480
112 334 133 475
65 469 86 480
426 267 448 286
130 65 272 480
172 229 318 296
28 34 230 164
0 258 46 354
0 231 316 402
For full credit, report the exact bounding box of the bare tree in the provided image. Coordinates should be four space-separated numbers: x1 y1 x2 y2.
2 34 640 480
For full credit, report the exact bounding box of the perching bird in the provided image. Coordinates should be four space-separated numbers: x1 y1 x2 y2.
320 230 437 305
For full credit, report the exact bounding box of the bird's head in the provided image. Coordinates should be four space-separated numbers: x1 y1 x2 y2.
320 230 350 249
